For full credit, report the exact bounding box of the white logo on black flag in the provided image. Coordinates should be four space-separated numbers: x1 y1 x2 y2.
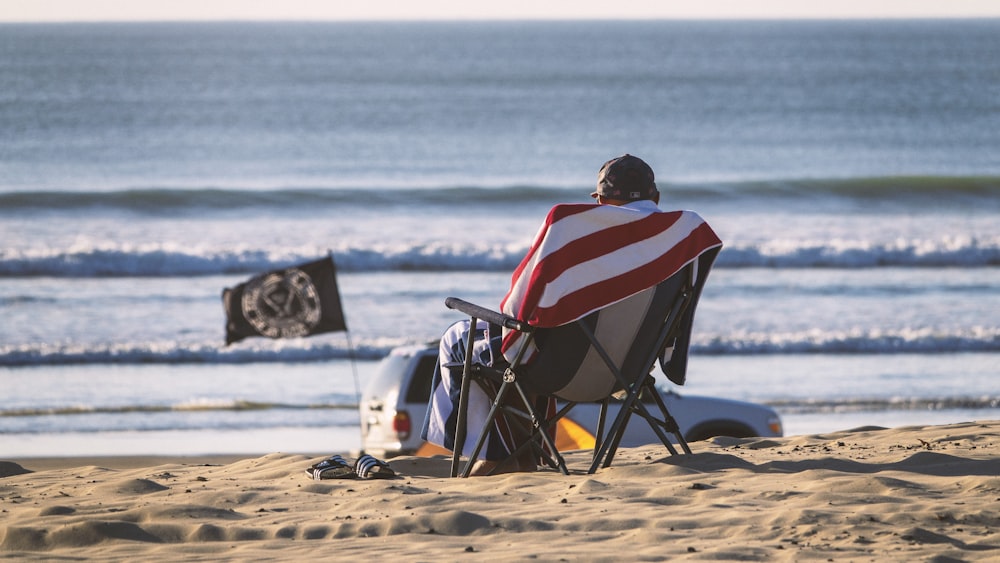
222 255 347 345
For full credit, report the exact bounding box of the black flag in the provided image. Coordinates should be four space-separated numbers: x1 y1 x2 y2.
222 255 347 345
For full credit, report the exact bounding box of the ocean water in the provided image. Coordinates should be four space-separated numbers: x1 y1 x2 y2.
2 20 999 457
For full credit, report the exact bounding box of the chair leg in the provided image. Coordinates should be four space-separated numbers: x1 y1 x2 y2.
458 379 513 477
589 387 639 474
601 389 681 470
609 378 689 465
458 375 572 477
602 400 642 469
484 388 571 475
590 379 690 472
485 392 552 474
511 383 569 475
644 378 692 455
450 316 480 478
626 393 681 458
593 398 609 465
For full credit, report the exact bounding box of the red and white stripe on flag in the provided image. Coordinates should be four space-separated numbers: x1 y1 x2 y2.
500 203 721 357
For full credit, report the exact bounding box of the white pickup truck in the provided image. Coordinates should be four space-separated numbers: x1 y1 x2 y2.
361 344 783 458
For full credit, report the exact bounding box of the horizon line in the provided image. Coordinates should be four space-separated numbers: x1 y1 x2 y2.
4 15 1000 24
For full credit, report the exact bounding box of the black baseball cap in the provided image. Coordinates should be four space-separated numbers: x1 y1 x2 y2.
591 154 658 201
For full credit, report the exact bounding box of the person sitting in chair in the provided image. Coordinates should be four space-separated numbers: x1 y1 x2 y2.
421 154 721 476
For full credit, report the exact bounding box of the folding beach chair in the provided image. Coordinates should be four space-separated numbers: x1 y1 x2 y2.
445 247 719 477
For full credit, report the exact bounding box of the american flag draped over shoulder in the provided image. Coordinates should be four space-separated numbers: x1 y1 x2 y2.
499 202 722 359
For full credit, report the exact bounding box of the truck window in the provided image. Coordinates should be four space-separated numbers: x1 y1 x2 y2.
404 354 439 403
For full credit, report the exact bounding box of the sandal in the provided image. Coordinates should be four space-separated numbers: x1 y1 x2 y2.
305 454 356 480
355 454 396 479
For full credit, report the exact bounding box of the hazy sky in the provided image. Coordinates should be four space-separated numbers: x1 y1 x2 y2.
5 0 1000 22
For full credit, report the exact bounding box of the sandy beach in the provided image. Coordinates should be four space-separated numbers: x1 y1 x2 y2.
2 421 997 561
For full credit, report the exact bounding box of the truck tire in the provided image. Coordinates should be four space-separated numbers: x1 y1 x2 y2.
685 421 757 442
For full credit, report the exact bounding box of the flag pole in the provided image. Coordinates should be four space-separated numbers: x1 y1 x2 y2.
344 328 364 453
330 250 365 455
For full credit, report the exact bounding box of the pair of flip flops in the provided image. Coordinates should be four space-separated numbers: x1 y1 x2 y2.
304 454 396 481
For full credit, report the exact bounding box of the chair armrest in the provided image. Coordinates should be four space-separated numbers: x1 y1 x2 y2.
444 297 531 332
443 361 508 384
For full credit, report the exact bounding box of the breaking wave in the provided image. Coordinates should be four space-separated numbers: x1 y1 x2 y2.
2 175 999 214
0 339 400 367
766 396 1000 415
2 327 997 367
2 236 998 277
698 327 1000 355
